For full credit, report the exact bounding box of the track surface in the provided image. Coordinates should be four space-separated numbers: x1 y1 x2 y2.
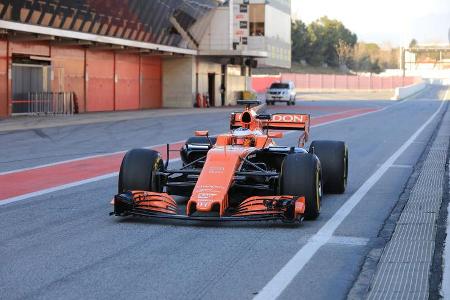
0 85 447 299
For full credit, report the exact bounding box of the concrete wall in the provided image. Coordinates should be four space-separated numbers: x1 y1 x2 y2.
163 57 250 108
199 7 231 51
162 57 195 108
197 60 222 107
226 65 246 105
392 81 426 100
265 5 290 44
260 3 291 68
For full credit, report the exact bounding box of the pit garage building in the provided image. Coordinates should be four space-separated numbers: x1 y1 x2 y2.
0 0 291 117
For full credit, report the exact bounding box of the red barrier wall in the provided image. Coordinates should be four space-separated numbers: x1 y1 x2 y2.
251 73 421 93
140 56 162 109
0 39 7 117
251 75 281 93
115 53 140 111
86 50 115 112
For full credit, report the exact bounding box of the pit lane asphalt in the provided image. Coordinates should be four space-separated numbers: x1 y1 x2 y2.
0 85 447 300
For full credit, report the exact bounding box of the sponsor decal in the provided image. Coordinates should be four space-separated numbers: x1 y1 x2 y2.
272 114 307 123
198 193 217 200
196 185 225 190
197 201 209 208
208 166 224 174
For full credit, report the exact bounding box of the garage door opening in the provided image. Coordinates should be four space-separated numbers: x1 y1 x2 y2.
11 56 75 115
12 56 50 114
208 73 215 107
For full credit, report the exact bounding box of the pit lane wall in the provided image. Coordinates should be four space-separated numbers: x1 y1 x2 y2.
391 81 426 100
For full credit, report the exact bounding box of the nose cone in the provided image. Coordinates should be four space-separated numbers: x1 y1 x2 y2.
187 148 245 216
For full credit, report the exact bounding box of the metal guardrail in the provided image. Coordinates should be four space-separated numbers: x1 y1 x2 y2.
12 92 76 115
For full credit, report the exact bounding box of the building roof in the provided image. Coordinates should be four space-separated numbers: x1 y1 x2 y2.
0 0 219 54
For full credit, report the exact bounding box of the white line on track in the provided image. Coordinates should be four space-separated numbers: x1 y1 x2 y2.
253 87 448 300
0 141 185 176
0 158 182 206
0 86 436 207
0 172 118 206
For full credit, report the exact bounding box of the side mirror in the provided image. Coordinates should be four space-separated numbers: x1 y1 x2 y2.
268 131 283 139
195 130 209 137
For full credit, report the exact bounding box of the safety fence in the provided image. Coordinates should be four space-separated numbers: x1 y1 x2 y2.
12 92 77 115
251 74 421 93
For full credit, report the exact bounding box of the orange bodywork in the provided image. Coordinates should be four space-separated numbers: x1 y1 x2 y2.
114 103 311 221
187 147 252 216
185 104 310 217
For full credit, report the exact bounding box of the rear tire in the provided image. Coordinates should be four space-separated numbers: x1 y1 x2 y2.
280 153 322 220
118 149 164 194
309 140 348 194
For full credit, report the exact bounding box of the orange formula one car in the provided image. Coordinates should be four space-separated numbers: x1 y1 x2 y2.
112 101 348 223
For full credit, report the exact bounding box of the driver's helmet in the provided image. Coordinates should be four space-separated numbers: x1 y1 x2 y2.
231 127 256 147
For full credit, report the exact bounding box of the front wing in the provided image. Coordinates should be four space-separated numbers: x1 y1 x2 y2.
111 191 306 223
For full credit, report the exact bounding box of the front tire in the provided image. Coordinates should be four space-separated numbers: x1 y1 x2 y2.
280 153 322 220
309 141 348 194
118 149 164 194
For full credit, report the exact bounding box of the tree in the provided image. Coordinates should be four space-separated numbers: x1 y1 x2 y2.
291 20 311 63
409 38 418 48
290 16 361 70
351 42 395 73
336 39 354 68
300 16 357 67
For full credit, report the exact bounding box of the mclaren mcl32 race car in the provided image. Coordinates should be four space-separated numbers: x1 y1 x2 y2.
112 100 348 223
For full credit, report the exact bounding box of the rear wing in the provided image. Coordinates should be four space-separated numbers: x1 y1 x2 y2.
230 112 310 132
263 113 310 131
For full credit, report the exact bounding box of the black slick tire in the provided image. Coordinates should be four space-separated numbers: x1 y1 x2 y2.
309 140 348 194
280 153 322 220
118 149 164 194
